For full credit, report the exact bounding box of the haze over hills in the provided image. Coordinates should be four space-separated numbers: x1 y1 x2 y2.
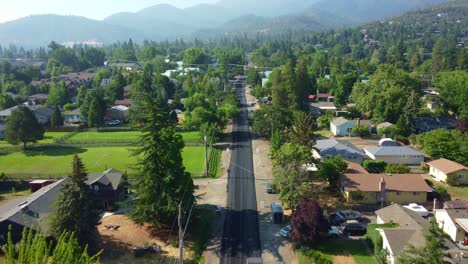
0 0 449 47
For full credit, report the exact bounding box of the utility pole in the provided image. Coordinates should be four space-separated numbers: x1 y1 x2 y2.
178 203 184 264
204 128 208 177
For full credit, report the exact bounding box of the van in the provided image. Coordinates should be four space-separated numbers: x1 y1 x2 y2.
270 203 283 224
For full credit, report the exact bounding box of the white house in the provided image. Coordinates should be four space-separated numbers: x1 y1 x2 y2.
435 209 468 243
313 139 366 164
427 158 468 184
330 117 371 137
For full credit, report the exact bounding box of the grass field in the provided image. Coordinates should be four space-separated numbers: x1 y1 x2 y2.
65 130 201 143
297 240 375 264
0 146 207 177
0 132 69 148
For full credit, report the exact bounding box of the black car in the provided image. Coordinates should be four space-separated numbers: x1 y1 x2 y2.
340 220 367 236
336 210 362 221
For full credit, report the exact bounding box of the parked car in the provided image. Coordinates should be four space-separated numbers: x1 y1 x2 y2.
280 225 292 238
329 213 345 225
107 120 121 126
265 183 274 194
335 210 362 221
327 226 341 239
340 220 367 236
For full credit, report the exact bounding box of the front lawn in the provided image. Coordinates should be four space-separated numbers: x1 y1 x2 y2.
297 240 375 264
0 146 208 177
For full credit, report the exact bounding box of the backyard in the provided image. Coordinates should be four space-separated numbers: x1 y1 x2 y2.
297 240 375 264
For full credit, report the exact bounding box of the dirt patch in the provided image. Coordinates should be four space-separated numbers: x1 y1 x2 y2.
333 255 357 264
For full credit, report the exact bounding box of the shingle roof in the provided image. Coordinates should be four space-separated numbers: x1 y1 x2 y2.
342 173 432 192
331 117 351 126
33 107 54 118
427 158 466 174
0 106 18 116
382 229 426 256
377 122 394 129
85 168 123 191
364 146 424 156
310 102 337 109
315 139 365 157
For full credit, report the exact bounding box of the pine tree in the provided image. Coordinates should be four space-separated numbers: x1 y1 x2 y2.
128 94 194 226
49 154 98 247
87 97 103 128
51 104 64 128
295 58 312 111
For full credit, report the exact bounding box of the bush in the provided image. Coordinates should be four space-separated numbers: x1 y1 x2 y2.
363 160 387 173
384 164 411 174
447 173 460 186
435 186 449 201
317 114 333 129
352 125 371 137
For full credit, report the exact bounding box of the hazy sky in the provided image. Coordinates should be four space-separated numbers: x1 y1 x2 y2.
0 0 218 23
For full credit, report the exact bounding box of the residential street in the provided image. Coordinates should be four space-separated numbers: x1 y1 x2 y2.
220 83 262 263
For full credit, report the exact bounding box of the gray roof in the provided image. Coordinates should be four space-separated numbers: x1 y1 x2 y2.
0 106 19 117
33 107 54 118
0 122 6 131
382 229 426 257
64 108 81 116
364 146 425 156
0 178 69 232
315 139 365 157
377 122 394 129
310 102 337 109
331 117 372 127
445 209 468 223
86 168 123 191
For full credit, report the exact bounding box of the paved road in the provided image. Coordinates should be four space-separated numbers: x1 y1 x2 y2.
221 83 262 264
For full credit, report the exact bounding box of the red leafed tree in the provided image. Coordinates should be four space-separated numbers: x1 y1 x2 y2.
291 198 328 246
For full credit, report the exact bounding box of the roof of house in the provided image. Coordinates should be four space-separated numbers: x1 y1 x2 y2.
444 200 468 209
0 178 69 232
427 158 466 174
342 173 432 192
377 122 394 129
315 139 365 157
28 94 48 100
115 99 132 106
33 107 54 118
364 146 424 156
111 105 129 112
86 168 123 191
381 229 426 257
345 161 369 174
0 106 18 116
331 117 372 127
445 209 468 223
64 108 81 116
317 93 333 98
310 102 337 110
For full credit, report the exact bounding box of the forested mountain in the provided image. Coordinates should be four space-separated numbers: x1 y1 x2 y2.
0 0 452 47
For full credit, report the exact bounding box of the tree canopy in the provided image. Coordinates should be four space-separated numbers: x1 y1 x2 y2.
4 106 44 149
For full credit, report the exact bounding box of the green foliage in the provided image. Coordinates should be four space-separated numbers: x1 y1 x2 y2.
183 48 209 65
446 173 460 186
318 156 348 188
434 186 449 201
363 160 387 173
5 105 45 149
129 95 194 226
50 104 64 128
1 225 101 264
365 223 399 253
384 164 411 174
87 97 104 128
352 125 370 137
49 154 98 247
246 68 261 86
0 93 16 109
433 71 468 117
250 104 292 138
317 113 334 129
287 111 318 149
105 73 126 101
416 129 467 166
46 81 69 107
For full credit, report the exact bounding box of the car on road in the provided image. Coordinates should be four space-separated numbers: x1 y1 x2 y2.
280 225 292 238
335 210 362 221
340 220 367 236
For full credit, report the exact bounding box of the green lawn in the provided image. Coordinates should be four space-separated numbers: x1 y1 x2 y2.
0 132 69 148
297 240 375 264
0 146 207 177
65 130 201 143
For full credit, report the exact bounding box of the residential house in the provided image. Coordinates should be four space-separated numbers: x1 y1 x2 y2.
363 146 425 165
63 108 85 124
427 158 467 184
0 122 6 139
376 122 394 134
0 106 18 122
32 107 54 125
105 105 129 122
313 139 366 164
100 77 113 88
376 204 429 264
0 178 69 243
415 116 456 133
435 209 468 244
310 102 337 117
330 117 372 137
110 62 141 71
28 180 56 192
378 138 398 147
114 99 132 108
86 168 127 210
341 172 431 204
444 200 468 209
317 93 334 102
427 101 438 110
28 94 48 105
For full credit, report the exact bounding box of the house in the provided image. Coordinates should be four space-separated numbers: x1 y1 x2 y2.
0 122 6 139
110 62 141 71
0 178 69 243
114 99 132 108
376 122 394 134
427 101 438 110
32 107 54 125
100 77 113 88
444 200 468 209
330 117 371 137
435 209 468 244
310 102 337 117
427 158 467 184
317 93 334 102
63 108 85 124
0 106 18 121
86 168 127 210
341 173 431 204
262 78 269 87
415 116 456 133
313 139 366 164
376 204 429 264
28 94 48 105
363 146 425 165
28 180 56 192
378 138 398 147
105 105 129 122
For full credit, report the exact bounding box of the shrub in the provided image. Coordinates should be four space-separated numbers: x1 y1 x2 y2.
447 173 460 186
363 160 387 173
352 125 370 137
384 164 411 174
435 186 449 201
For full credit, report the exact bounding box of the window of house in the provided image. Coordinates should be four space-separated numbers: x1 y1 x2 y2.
346 128 352 133
402 155 407 159
93 185 99 191
413 192 419 196
459 174 464 179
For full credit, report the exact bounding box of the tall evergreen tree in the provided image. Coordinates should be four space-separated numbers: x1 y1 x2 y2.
87 97 103 128
50 104 64 128
129 95 194 226
5 106 44 149
295 58 312 111
49 154 98 247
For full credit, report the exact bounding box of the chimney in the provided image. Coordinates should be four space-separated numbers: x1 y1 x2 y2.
379 177 386 208
379 177 386 192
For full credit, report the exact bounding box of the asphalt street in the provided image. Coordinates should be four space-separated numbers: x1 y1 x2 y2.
221 83 262 264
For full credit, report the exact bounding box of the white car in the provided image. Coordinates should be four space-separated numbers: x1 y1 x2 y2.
280 225 292 238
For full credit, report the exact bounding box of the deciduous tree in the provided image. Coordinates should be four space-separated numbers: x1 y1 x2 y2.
5 106 44 149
